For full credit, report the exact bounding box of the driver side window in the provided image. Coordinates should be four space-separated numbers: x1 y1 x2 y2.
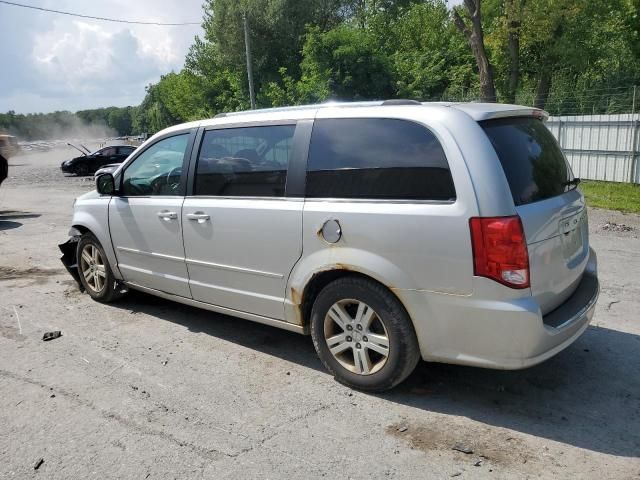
121 134 189 196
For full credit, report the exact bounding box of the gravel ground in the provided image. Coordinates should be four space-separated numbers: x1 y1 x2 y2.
0 149 639 479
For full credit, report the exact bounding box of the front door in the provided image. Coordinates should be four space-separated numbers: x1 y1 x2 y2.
109 132 193 298
182 124 303 319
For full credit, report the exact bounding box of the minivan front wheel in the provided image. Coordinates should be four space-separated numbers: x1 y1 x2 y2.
310 277 420 392
77 233 123 303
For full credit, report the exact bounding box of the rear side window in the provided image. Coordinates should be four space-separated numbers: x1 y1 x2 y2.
194 125 295 197
118 146 135 156
481 117 575 206
306 118 455 200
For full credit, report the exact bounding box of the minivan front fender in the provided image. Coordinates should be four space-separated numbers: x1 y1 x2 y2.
70 200 123 280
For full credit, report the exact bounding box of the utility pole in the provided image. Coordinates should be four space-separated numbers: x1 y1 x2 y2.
243 12 256 110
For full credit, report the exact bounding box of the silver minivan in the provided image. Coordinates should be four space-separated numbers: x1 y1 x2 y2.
60 101 599 391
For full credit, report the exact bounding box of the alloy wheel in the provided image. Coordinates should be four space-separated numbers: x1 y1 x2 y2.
323 299 390 375
80 244 107 293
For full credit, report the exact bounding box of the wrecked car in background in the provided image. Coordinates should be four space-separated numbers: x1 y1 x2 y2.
61 144 136 176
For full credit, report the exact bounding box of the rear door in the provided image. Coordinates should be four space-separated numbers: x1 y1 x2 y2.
96 146 118 170
109 131 194 297
481 117 588 313
181 122 305 320
117 146 136 162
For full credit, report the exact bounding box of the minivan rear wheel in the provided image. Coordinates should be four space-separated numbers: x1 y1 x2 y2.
77 233 123 303
310 276 420 392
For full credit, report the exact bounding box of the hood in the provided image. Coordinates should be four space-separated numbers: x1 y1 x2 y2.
76 189 101 202
67 143 91 156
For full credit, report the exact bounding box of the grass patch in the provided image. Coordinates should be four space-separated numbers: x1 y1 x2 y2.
580 180 640 214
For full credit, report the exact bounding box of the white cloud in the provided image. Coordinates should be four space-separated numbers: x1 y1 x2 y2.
0 0 203 113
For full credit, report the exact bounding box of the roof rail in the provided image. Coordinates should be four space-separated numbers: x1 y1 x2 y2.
210 99 424 119
381 99 421 106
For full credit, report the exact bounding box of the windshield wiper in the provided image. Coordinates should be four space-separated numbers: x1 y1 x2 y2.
562 177 581 188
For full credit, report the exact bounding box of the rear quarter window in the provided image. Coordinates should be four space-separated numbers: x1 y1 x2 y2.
306 118 456 200
481 117 576 206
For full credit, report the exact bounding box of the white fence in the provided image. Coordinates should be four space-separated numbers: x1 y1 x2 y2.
546 114 639 183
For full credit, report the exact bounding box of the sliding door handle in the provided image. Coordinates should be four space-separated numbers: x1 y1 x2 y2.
186 212 210 223
157 211 178 220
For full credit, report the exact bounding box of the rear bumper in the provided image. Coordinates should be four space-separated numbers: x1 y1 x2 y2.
396 247 599 369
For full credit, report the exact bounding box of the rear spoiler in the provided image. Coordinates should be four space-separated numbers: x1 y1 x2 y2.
438 103 549 122
478 108 549 122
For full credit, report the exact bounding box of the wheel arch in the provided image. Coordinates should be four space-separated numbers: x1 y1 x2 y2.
290 267 416 337
70 208 122 280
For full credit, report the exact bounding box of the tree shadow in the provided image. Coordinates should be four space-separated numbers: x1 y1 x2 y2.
0 211 41 231
0 210 41 220
0 220 22 231
110 290 640 458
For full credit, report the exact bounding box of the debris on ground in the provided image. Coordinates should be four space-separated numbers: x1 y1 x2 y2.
33 458 44 470
607 300 621 310
453 444 474 454
42 331 62 342
451 472 462 477
397 426 408 432
474 460 483 467
601 222 634 232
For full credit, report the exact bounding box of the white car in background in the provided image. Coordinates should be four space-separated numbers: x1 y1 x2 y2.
93 163 122 180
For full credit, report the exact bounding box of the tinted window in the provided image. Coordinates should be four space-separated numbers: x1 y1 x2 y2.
481 117 575 206
101 147 117 157
194 125 295 197
121 134 188 196
118 146 135 156
306 118 455 200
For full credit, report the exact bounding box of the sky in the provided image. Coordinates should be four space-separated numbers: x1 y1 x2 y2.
0 0 463 115
0 0 204 114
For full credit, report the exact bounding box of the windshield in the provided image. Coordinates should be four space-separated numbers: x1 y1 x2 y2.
480 117 577 206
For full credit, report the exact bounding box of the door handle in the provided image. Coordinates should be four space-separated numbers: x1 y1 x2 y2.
186 212 210 224
157 211 178 220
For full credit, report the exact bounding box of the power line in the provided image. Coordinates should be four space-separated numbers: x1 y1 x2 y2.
0 0 200 26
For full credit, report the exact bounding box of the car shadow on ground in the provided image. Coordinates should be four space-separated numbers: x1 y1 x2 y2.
111 290 640 458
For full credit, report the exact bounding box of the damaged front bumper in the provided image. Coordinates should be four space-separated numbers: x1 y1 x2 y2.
58 236 84 292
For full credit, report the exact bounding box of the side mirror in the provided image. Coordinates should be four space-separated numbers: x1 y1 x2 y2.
96 173 116 195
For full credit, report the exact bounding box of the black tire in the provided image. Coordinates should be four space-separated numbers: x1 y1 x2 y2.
76 233 124 303
310 276 420 392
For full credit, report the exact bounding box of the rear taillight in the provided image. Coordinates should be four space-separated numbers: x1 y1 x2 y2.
469 216 530 289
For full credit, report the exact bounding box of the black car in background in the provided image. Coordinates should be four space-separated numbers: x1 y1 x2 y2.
0 134 19 187
61 144 136 176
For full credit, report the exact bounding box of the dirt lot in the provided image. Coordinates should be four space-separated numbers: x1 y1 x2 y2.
1 148 639 479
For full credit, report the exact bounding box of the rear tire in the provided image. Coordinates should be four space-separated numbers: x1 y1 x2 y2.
310 276 420 392
76 233 124 303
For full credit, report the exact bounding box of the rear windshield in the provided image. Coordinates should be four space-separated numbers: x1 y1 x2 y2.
481 117 576 206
